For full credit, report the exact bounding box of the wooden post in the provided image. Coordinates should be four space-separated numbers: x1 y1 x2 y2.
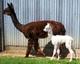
0 0 5 52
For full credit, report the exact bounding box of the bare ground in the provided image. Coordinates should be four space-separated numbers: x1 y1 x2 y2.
0 47 80 58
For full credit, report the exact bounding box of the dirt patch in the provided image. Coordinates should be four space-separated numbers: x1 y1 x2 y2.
0 47 80 58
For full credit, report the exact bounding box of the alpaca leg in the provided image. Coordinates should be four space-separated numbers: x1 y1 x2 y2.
71 45 76 59
34 41 40 55
34 39 45 56
57 48 60 60
66 43 74 62
68 48 74 62
25 39 33 57
50 45 57 60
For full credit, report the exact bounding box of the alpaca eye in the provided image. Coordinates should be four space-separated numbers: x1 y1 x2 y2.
46 28 49 30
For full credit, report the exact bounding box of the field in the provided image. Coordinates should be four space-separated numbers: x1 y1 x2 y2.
0 56 79 64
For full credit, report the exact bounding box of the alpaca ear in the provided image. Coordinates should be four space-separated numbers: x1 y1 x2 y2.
7 3 10 7
7 3 12 9
10 3 14 7
10 3 14 10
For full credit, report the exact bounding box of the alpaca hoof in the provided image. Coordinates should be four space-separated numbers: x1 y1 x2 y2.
36 51 45 57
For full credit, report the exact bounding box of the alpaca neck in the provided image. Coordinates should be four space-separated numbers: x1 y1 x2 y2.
10 12 23 32
47 29 53 38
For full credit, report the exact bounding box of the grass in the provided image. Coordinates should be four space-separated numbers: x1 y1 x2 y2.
0 56 79 64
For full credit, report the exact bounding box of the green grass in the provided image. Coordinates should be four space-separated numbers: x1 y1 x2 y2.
0 56 79 64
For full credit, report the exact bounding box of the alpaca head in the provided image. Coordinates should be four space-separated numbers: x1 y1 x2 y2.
43 23 52 33
3 3 15 15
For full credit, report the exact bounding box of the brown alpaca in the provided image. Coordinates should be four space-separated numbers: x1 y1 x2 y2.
3 3 68 57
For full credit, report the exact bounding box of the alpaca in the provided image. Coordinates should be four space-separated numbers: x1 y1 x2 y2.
43 23 76 62
3 3 67 57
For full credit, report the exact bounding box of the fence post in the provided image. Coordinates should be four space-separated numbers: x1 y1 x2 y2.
0 0 5 52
